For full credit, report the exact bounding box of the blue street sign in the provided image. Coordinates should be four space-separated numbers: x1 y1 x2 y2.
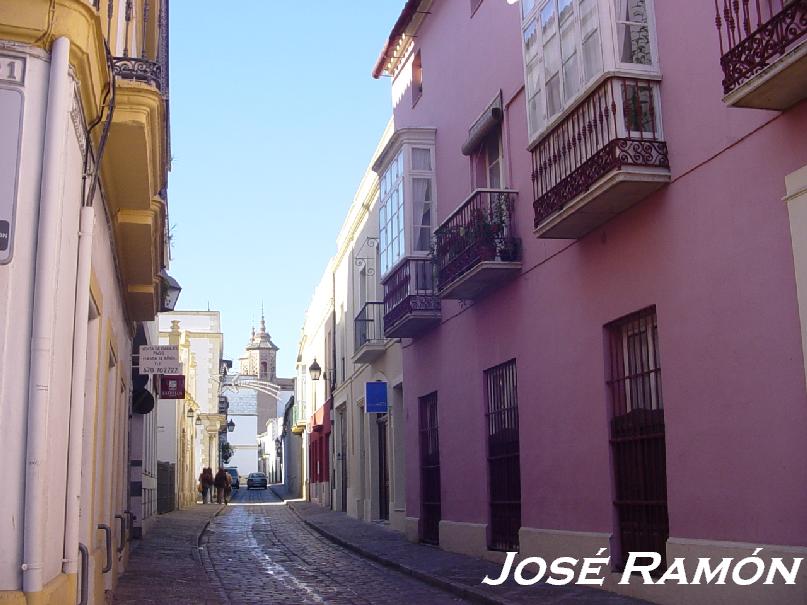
365 381 388 414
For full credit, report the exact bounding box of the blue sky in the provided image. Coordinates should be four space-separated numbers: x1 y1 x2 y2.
168 3 401 377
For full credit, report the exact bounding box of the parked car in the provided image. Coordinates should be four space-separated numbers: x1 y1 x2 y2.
224 467 239 489
247 472 268 490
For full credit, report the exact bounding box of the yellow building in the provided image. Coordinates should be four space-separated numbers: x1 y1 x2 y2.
0 1 172 604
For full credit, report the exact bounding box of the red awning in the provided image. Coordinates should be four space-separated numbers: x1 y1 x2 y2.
308 399 332 434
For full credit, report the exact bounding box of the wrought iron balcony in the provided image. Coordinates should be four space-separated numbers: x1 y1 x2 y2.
434 189 521 300
716 0 807 109
353 302 386 364
382 257 441 338
532 77 670 239
112 57 163 91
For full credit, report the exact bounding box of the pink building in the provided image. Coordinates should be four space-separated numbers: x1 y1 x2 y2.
371 0 807 603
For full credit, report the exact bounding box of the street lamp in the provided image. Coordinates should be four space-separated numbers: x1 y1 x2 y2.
309 359 321 381
227 419 235 432
159 269 182 312
195 416 202 427
186 408 195 419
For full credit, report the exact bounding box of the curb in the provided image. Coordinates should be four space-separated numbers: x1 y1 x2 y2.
196 504 230 605
284 501 506 605
195 504 226 548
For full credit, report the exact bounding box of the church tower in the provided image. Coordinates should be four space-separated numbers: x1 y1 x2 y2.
243 310 279 380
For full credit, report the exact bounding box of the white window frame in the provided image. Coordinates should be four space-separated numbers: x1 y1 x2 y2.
409 145 436 255
520 0 660 144
379 150 405 276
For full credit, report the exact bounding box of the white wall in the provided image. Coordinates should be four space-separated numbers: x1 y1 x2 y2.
228 413 258 476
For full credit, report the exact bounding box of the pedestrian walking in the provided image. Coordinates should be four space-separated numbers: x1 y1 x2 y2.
214 467 227 504
199 467 214 504
224 470 233 505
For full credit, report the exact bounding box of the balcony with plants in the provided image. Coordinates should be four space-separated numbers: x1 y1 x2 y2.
531 76 670 238
433 190 521 300
520 0 671 239
381 257 441 338
715 0 807 109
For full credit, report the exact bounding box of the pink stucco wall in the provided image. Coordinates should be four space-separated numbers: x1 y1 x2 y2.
391 0 807 547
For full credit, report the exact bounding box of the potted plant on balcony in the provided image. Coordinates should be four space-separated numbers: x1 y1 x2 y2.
469 206 498 261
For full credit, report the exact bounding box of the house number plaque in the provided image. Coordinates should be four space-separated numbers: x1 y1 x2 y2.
0 54 25 263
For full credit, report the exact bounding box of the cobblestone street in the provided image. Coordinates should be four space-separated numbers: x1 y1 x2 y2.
113 487 650 605
204 488 468 604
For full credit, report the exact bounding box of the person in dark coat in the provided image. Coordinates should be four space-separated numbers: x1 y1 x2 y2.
224 471 232 505
214 467 228 504
200 468 214 503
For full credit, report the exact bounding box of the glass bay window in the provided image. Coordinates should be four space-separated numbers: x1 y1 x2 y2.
521 0 660 145
377 131 437 277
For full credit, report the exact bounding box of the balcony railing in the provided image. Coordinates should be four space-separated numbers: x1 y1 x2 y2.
382 257 441 338
715 0 807 107
434 189 521 299
113 57 163 91
532 77 670 238
353 302 386 363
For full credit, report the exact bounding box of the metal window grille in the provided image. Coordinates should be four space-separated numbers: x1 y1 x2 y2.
485 359 520 551
419 392 441 545
606 307 668 569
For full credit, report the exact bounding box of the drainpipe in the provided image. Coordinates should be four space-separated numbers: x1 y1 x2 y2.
62 206 95 576
22 36 71 595
63 39 115 578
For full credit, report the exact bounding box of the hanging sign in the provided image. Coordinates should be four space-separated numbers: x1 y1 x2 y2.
0 61 25 264
139 344 181 374
159 374 185 399
365 381 388 414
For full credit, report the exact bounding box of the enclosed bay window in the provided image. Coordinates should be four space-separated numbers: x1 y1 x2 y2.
379 150 405 276
521 0 659 143
376 129 437 277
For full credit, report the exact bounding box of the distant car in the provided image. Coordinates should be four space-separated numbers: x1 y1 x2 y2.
247 472 268 490
224 467 240 489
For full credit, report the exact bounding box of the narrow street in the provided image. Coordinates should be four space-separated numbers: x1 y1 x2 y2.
114 488 647 605
114 488 470 605
203 489 469 605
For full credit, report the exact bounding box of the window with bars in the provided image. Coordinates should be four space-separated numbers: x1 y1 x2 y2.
485 359 521 551
419 392 441 544
605 307 668 569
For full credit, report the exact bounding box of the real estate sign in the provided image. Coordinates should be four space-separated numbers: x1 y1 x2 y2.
139 344 182 374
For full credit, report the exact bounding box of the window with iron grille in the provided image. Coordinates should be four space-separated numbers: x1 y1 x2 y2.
419 392 441 545
606 306 668 569
485 359 521 551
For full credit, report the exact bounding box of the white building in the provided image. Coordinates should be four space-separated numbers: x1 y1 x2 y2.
223 315 293 481
157 311 225 508
0 2 172 602
295 120 408 529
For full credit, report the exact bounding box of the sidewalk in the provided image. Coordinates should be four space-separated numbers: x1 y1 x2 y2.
272 486 646 605
112 504 226 605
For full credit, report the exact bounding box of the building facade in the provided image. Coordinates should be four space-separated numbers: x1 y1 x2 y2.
222 317 293 480
0 1 172 603
371 1 807 604
157 311 225 509
293 123 411 530
295 267 336 506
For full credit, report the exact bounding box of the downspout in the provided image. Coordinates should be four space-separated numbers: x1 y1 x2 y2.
61 206 94 577
63 42 116 576
22 36 71 595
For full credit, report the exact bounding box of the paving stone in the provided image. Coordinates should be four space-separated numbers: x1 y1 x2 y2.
277 486 650 605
